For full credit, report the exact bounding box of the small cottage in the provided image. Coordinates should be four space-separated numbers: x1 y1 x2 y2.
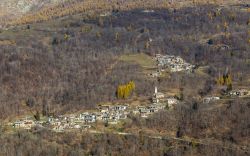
203 96 220 103
166 98 179 109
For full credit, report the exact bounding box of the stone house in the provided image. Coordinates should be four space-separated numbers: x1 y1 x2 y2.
203 96 220 103
13 121 24 128
84 114 96 123
137 106 151 118
101 113 110 121
73 124 81 129
13 120 35 129
112 105 127 111
149 71 161 77
229 89 249 97
148 105 158 113
99 105 110 113
166 98 179 109
53 125 64 132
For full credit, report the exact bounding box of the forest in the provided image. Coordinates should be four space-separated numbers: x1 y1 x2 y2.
0 99 249 156
0 4 249 118
0 2 249 156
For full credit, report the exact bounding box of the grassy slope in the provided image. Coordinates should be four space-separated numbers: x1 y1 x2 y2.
119 53 156 69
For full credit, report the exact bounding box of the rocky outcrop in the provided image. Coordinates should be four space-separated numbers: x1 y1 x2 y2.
0 0 70 27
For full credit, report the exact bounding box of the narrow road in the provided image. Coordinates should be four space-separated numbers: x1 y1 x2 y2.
89 130 250 153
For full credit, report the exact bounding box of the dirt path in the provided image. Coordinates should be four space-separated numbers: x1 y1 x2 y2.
89 130 250 152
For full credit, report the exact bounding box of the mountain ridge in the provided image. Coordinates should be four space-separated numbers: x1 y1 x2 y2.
0 0 71 27
0 0 247 28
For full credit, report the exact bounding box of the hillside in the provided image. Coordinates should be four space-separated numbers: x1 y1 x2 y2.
0 0 249 118
0 1 249 156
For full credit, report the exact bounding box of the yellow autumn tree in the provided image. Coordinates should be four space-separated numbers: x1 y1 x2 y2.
225 74 232 90
217 76 225 85
117 81 135 99
217 73 233 91
225 74 232 85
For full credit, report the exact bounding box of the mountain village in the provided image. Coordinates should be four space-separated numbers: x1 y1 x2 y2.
7 54 250 132
149 54 196 77
10 86 179 132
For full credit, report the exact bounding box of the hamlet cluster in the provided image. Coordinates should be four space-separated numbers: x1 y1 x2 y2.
10 87 179 132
